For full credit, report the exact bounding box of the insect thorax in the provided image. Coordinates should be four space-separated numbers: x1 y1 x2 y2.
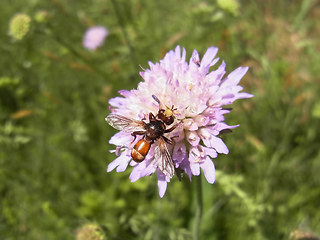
146 120 165 140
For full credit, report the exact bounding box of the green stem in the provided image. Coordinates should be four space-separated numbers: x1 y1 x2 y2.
34 27 109 80
193 174 203 240
53 35 108 79
110 0 137 69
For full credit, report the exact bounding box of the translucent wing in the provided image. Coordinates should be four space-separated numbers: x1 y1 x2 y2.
154 138 175 178
105 113 145 133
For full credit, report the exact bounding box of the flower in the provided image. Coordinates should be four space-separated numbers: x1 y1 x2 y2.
76 223 105 240
9 14 31 40
106 46 253 197
83 26 108 51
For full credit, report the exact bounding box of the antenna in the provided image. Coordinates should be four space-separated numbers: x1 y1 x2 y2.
152 94 161 105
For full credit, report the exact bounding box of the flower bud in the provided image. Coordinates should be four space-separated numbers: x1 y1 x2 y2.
76 223 105 240
9 14 31 40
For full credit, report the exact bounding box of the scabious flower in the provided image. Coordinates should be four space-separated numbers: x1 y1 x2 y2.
106 46 253 197
83 26 108 51
9 14 31 40
76 223 105 240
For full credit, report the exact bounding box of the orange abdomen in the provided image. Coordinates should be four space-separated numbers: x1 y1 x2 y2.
131 139 151 163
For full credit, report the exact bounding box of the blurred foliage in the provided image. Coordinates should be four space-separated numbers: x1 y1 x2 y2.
0 0 320 239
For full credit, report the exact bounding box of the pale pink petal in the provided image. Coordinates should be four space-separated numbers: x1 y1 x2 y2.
200 158 215 184
141 158 157 176
190 161 200 176
220 66 249 88
109 131 132 146
129 161 148 182
186 131 200 146
107 152 131 172
157 172 168 198
202 135 229 154
203 147 218 159
201 47 219 68
172 142 187 165
183 119 198 131
179 157 192 181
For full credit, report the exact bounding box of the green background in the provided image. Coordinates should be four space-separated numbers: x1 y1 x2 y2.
1 0 320 239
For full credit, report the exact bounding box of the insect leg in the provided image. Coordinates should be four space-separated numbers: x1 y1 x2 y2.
164 123 179 133
162 136 174 145
149 112 156 121
131 131 146 143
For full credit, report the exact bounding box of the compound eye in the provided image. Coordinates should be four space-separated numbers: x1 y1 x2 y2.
158 109 165 118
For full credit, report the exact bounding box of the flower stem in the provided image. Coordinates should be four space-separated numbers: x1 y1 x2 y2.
53 35 109 79
193 174 203 240
34 26 109 80
110 0 137 70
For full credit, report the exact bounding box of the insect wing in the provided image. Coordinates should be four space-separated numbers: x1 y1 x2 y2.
105 113 145 133
155 138 174 178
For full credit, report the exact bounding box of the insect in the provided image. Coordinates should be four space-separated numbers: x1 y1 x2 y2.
105 95 178 178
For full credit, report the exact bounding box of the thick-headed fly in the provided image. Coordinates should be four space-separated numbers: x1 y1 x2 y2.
105 95 178 178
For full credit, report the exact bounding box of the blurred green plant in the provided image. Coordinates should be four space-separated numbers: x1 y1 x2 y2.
217 0 240 16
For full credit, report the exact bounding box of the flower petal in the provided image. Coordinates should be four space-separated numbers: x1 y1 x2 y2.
200 158 216 184
186 131 200 146
206 61 226 86
107 152 131 172
141 158 157 176
220 66 249 88
172 142 187 165
190 161 200 176
201 47 219 68
179 157 192 181
157 172 168 198
202 146 218 159
183 118 198 131
129 161 147 182
108 97 126 108
109 131 132 146
202 135 229 154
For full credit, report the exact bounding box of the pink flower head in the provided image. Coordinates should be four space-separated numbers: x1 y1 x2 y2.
105 46 253 197
83 26 108 51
